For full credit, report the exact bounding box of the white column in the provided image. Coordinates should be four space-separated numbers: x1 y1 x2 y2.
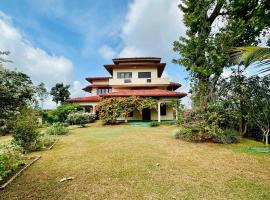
158 101 161 122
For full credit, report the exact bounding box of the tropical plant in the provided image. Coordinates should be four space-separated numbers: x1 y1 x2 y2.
245 76 270 145
230 46 270 75
12 107 40 152
0 67 34 133
173 0 270 111
50 83 70 104
66 112 95 127
42 103 79 123
46 122 69 135
0 143 25 182
96 97 157 124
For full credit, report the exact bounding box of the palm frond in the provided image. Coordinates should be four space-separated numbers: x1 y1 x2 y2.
229 46 270 76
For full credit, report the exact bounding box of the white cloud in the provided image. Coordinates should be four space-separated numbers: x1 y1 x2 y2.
118 0 185 59
98 45 117 60
0 11 87 109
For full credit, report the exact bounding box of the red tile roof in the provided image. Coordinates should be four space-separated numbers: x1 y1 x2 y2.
112 57 161 64
65 95 101 102
82 84 111 91
99 89 187 98
85 77 111 83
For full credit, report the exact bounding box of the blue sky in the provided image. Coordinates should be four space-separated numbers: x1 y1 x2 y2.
0 0 191 108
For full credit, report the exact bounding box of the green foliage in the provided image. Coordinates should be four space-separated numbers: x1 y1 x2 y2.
46 122 69 135
172 129 181 139
50 83 70 104
173 0 270 111
66 112 95 127
12 108 40 152
149 122 160 127
34 132 56 150
96 97 157 124
212 129 240 144
34 82 48 109
42 103 79 123
0 144 25 182
0 67 34 133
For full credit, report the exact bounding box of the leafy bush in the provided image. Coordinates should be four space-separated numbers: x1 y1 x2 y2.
161 121 176 125
46 122 69 135
172 129 181 139
35 132 56 150
12 108 40 152
0 144 25 182
150 122 160 127
66 112 95 127
212 128 240 144
41 103 79 123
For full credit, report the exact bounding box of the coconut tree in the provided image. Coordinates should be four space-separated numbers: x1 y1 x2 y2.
230 46 270 75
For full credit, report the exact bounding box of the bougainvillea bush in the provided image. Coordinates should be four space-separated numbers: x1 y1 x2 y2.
96 97 157 124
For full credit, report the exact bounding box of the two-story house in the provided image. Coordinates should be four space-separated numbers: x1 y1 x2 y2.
66 57 187 122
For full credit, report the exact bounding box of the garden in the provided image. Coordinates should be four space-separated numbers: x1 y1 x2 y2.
0 0 270 199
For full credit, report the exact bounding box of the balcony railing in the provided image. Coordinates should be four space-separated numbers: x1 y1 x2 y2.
109 78 170 85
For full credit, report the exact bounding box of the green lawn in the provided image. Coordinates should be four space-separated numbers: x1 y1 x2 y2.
1 122 270 200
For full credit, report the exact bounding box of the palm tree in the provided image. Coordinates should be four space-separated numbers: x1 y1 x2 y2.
229 46 270 75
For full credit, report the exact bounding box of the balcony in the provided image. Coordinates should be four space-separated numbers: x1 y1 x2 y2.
109 77 170 85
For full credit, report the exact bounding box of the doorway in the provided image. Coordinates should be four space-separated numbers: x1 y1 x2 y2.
142 108 151 121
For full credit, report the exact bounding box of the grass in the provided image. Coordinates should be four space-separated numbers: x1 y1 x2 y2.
1 122 270 199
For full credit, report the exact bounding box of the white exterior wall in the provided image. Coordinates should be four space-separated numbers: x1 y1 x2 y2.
109 67 170 85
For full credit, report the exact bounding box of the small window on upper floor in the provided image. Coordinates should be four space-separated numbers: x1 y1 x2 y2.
97 88 112 95
138 72 151 78
117 72 132 79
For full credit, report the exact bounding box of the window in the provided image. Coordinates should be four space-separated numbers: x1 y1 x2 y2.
138 72 151 78
84 106 93 113
97 88 112 95
161 104 166 116
117 72 132 79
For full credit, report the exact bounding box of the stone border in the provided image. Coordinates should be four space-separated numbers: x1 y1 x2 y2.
0 156 41 190
47 139 58 150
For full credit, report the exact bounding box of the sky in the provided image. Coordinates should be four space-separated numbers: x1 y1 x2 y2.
0 0 191 108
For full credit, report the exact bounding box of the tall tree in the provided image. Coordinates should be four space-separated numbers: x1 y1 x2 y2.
173 0 270 111
50 83 70 105
35 82 48 109
0 67 34 130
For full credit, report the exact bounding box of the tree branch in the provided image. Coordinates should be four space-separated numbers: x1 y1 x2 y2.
208 1 225 25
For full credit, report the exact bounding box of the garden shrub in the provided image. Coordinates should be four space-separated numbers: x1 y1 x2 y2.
150 122 160 127
0 144 25 182
46 122 69 135
66 112 95 127
12 108 40 152
35 132 56 150
172 129 181 139
41 103 79 123
212 128 240 144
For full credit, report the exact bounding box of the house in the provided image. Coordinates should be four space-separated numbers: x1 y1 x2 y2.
66 57 187 122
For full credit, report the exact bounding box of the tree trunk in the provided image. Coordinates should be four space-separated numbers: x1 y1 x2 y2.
265 129 269 146
198 75 209 112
